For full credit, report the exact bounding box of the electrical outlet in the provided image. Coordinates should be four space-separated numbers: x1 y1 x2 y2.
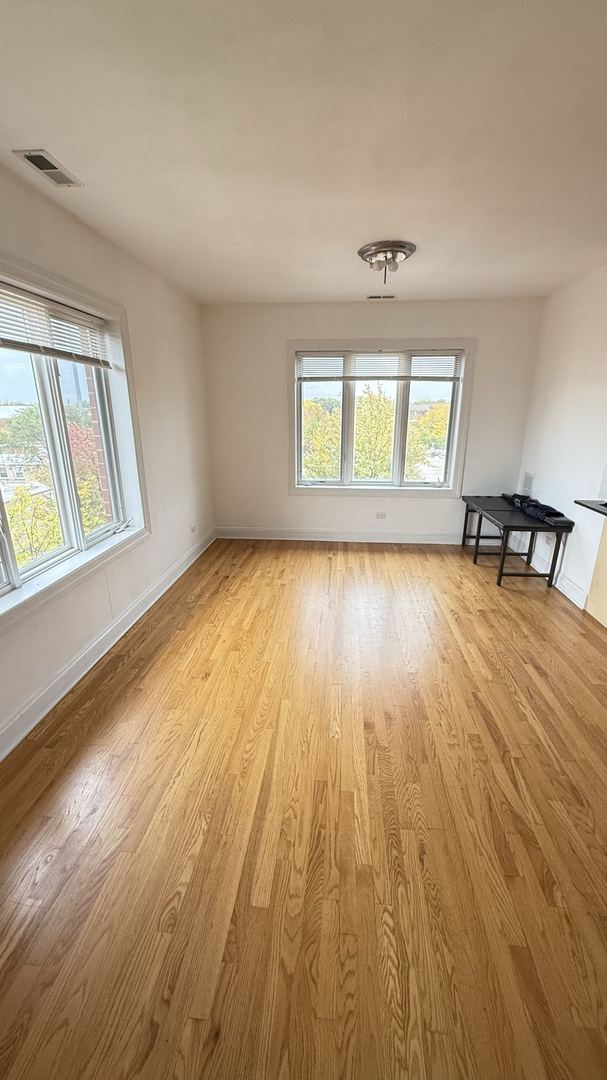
190 524 197 534
522 471 534 494
376 511 386 519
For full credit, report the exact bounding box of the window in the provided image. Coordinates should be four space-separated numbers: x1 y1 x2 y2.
295 351 466 490
0 280 129 598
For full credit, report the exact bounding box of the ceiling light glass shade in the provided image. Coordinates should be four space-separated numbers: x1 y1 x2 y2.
358 240 416 272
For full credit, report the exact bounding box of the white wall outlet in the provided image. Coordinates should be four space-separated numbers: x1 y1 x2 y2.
376 511 386 519
522 471 534 494
190 524 197 534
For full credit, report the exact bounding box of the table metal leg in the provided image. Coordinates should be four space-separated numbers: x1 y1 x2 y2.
548 531 563 587
473 511 483 563
497 528 510 586
461 506 470 546
526 531 536 566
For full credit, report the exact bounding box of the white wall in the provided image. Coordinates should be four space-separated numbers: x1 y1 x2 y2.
518 265 607 607
0 165 214 755
203 299 541 541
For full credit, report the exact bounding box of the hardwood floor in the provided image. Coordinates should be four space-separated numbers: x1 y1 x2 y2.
1 539 607 1079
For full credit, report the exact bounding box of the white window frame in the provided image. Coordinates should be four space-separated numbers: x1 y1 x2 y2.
0 355 126 593
0 252 150 618
290 340 475 497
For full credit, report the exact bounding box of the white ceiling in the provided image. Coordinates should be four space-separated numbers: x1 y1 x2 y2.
1 0 607 303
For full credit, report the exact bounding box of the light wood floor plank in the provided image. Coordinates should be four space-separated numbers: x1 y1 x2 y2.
0 538 606 1079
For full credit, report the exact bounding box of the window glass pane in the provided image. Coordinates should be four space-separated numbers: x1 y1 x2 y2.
352 380 397 482
404 381 453 483
300 381 342 481
58 361 116 536
0 349 67 570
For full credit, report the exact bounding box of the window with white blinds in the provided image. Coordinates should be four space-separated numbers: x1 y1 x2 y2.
0 280 125 598
295 351 465 489
0 282 110 368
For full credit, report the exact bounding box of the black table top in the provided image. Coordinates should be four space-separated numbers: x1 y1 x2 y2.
463 495 574 533
462 495 513 513
574 499 607 518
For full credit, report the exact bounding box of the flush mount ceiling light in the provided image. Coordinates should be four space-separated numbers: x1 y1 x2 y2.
358 240 416 285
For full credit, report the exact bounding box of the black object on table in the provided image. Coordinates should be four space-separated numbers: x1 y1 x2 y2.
461 495 574 587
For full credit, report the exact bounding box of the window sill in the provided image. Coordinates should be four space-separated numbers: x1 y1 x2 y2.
0 526 149 632
291 483 460 499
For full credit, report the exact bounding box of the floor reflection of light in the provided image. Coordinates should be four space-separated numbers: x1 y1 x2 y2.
292 571 436 665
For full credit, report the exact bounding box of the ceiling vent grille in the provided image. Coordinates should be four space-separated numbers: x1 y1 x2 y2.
12 149 83 187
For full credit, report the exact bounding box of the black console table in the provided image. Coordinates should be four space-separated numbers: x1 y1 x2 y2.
462 495 574 587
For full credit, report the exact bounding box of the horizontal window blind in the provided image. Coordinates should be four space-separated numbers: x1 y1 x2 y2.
410 355 462 378
296 355 344 379
352 354 401 378
296 352 463 380
0 281 110 368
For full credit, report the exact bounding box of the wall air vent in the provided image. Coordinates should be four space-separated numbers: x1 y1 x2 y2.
366 294 396 301
12 149 83 187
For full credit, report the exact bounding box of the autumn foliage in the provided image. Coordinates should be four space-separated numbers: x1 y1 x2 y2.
302 384 449 482
0 404 109 568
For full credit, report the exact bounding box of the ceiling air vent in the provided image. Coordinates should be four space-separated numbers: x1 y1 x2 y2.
12 149 83 187
366 294 396 301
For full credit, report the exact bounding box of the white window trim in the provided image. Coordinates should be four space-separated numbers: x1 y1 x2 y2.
287 338 476 498
0 249 151 619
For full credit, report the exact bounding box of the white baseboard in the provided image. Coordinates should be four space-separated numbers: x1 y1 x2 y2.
0 528 217 762
555 575 588 610
215 526 462 544
509 534 587 609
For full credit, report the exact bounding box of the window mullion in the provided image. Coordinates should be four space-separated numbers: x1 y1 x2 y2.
36 357 85 551
397 353 413 485
0 488 22 589
94 368 124 523
392 353 408 486
296 378 303 485
342 355 355 484
442 380 459 485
